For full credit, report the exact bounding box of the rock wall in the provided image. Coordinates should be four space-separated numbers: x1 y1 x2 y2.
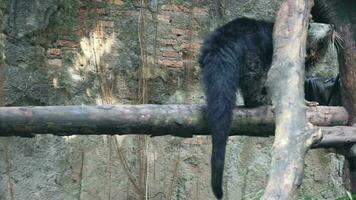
0 0 347 199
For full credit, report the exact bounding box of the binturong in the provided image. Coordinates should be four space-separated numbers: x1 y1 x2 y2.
199 2 340 199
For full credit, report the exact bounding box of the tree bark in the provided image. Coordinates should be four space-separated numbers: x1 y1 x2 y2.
317 0 356 192
263 0 316 199
332 0 356 125
0 105 353 146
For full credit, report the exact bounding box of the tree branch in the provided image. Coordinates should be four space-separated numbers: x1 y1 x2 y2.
264 0 315 199
0 105 353 147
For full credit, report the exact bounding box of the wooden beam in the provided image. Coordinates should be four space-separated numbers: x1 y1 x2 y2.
0 105 352 148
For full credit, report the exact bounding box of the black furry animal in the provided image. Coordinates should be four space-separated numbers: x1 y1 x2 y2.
199 3 337 199
305 75 341 106
199 18 273 199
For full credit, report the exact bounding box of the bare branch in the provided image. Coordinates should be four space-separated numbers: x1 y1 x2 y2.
0 105 353 148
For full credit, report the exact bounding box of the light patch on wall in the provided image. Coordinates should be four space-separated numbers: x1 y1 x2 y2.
86 88 92 97
79 24 116 66
62 20 125 104
69 21 118 104
66 21 117 84
52 77 59 88
68 68 82 81
96 97 104 105
110 0 124 5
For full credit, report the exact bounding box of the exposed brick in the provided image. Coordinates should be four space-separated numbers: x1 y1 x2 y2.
96 8 107 15
57 40 79 48
192 7 208 13
109 0 124 5
98 20 114 28
171 28 185 36
159 59 183 68
163 51 179 58
157 15 171 23
161 5 208 14
79 8 87 21
189 31 198 37
161 4 189 12
47 59 63 67
181 43 202 51
47 48 62 57
159 39 177 46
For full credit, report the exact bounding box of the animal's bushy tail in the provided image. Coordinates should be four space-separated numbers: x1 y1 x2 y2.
201 50 240 199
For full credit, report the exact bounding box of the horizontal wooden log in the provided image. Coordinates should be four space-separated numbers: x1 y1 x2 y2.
313 126 356 148
0 105 349 140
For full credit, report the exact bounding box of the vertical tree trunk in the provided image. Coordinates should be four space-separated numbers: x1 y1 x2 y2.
332 0 356 125
330 0 356 192
263 0 321 199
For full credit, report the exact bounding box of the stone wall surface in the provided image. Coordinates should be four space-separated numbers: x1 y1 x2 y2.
0 0 346 200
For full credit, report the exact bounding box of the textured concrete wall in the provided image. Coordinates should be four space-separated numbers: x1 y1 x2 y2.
0 0 347 200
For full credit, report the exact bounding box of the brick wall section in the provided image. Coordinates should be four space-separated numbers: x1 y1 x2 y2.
46 2 209 70
46 2 114 68
45 0 210 107
157 4 208 69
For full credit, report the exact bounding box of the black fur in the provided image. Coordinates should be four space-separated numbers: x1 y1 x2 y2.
305 75 341 106
199 18 273 199
311 0 336 24
200 6 335 198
